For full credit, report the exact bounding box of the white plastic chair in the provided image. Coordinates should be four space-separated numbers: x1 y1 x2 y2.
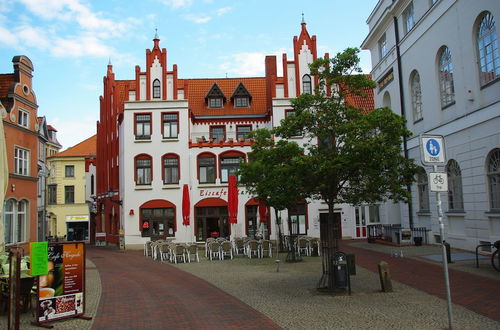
220 241 233 260
247 240 260 259
208 241 221 261
186 244 200 263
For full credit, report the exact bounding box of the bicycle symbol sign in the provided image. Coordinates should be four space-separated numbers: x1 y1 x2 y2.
421 136 445 164
429 172 448 192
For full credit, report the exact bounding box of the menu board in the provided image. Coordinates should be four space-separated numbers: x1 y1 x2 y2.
37 242 85 323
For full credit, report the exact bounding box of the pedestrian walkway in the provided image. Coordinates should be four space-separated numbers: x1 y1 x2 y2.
87 247 280 330
341 240 500 323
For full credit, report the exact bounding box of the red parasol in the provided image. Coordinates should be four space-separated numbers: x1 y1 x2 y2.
228 175 238 224
258 202 268 223
182 184 190 226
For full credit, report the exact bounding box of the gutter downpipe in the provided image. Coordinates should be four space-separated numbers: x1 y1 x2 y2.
394 16 414 229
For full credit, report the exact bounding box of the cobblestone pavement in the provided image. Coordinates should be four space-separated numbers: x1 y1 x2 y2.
1 241 499 329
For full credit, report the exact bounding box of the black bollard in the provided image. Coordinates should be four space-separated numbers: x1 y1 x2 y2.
443 240 452 263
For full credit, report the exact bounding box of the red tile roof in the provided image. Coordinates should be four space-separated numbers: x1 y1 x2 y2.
344 75 375 113
47 125 57 132
51 134 96 157
115 80 136 109
186 78 268 117
0 74 14 98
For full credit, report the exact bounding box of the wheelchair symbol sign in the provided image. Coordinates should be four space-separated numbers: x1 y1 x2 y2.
421 136 445 164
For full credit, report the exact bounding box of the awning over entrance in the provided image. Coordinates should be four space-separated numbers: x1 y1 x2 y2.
195 198 227 207
66 215 89 222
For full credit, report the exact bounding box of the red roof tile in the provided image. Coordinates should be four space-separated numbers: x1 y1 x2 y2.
0 74 14 98
51 134 96 157
47 125 57 132
187 78 268 117
115 80 136 109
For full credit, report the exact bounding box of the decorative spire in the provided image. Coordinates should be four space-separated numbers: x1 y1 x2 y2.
154 28 159 40
108 58 112 66
301 12 305 24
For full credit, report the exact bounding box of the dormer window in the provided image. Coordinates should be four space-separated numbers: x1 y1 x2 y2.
153 79 161 99
209 98 223 108
234 97 248 108
205 83 226 108
231 82 252 108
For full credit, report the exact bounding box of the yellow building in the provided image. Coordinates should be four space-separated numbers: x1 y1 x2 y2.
46 135 96 241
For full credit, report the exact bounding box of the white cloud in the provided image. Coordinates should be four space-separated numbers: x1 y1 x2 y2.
161 0 193 8
184 13 212 24
0 25 17 47
215 6 231 16
51 34 113 57
218 49 287 77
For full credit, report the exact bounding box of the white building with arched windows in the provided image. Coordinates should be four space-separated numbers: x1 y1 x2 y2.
362 0 500 251
96 22 376 248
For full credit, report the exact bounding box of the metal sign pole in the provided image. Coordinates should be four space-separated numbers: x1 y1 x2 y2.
434 164 453 330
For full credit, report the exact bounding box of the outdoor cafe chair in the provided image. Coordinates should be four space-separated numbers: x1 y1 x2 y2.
208 241 221 261
260 240 272 258
220 241 233 260
158 242 171 262
205 238 216 258
144 240 152 257
232 238 245 256
297 237 310 256
185 244 200 263
309 238 320 256
246 240 260 259
171 244 186 264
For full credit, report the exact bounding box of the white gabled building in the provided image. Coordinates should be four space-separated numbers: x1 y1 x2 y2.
362 0 500 251
97 22 376 249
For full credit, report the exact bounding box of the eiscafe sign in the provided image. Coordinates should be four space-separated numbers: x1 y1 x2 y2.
199 188 244 197
199 188 227 197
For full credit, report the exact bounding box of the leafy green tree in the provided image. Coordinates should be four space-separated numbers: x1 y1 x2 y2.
238 129 307 255
274 48 419 290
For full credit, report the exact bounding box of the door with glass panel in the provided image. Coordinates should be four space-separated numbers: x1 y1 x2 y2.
354 206 367 238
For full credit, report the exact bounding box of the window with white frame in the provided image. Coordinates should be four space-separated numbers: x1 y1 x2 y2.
446 159 464 211
417 170 430 212
220 155 244 183
3 199 27 244
135 156 152 185
369 205 380 223
162 113 178 139
18 109 29 128
198 154 216 184
210 126 225 142
14 147 29 176
135 114 151 140
289 204 307 235
378 33 388 59
487 149 500 210
410 71 423 121
209 98 223 108
403 3 415 35
236 125 251 141
438 47 455 108
153 79 161 99
163 155 179 184
477 12 499 86
302 74 312 94
234 96 249 107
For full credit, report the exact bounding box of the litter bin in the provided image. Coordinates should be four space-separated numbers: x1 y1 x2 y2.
332 251 350 289
413 237 423 246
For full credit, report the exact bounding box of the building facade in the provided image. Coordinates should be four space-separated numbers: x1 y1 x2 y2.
97 23 376 248
362 0 500 250
46 135 96 242
0 56 40 249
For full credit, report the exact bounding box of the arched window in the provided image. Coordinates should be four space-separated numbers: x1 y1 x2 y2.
3 199 27 244
219 151 245 183
302 74 312 94
446 159 464 211
162 153 180 184
438 47 455 108
382 91 391 108
417 169 430 212
476 12 499 86
410 71 423 122
487 149 500 210
198 153 216 184
135 154 152 185
153 79 161 99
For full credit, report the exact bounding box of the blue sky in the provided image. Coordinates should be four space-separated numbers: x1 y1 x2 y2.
0 0 378 149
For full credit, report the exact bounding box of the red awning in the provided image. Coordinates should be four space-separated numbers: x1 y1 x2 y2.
182 184 190 226
195 198 227 207
259 202 268 223
228 175 238 224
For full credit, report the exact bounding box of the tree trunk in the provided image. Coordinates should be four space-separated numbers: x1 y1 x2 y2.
274 208 284 252
317 201 338 290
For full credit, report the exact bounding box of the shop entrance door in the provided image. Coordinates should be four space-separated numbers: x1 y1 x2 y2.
196 206 229 241
355 206 367 238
